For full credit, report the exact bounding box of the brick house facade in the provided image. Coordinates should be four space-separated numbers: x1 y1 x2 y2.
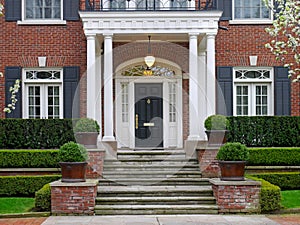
0 0 299 149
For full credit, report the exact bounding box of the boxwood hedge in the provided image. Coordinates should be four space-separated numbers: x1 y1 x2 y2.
247 148 300 166
247 176 281 212
35 183 51 211
0 119 75 149
227 116 300 147
0 150 60 168
0 175 61 197
253 172 300 190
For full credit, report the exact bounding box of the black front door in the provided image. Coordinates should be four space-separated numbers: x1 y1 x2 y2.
135 83 163 148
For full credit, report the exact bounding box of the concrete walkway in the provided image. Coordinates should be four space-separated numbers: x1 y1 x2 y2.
41 215 281 225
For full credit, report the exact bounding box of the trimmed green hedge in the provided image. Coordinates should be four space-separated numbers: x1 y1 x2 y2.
0 175 61 197
247 148 300 166
247 176 281 212
0 150 59 168
253 172 300 190
0 119 75 149
227 116 300 147
35 183 51 211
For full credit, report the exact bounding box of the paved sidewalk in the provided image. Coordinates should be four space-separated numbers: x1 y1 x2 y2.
41 215 282 225
1 214 299 225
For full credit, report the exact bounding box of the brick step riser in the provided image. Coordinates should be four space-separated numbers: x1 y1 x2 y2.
94 209 218 215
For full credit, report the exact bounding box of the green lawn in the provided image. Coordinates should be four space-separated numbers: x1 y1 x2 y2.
0 197 35 214
281 190 300 209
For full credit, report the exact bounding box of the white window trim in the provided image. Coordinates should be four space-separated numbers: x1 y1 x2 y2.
22 68 64 119
18 0 66 25
233 67 274 116
231 0 273 24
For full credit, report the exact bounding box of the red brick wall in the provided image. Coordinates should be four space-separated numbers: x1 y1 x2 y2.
1 1 298 119
197 148 220 178
182 79 189 141
0 0 87 118
211 179 261 213
86 150 105 178
51 181 98 215
216 21 300 116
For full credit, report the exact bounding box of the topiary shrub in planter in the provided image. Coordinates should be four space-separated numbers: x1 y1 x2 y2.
204 114 230 145
74 118 99 148
58 142 89 183
217 142 249 181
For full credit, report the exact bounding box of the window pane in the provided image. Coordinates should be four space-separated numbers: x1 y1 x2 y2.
243 106 248 115
26 0 61 19
234 0 270 19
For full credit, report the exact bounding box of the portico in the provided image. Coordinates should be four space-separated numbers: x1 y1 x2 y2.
79 10 222 148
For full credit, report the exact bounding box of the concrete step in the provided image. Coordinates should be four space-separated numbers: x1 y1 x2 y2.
97 185 213 197
102 170 202 178
97 149 217 215
103 163 200 171
99 177 209 186
96 196 216 205
104 158 198 165
117 149 186 155
94 204 219 215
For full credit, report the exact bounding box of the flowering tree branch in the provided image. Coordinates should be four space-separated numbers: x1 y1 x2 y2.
264 0 300 82
0 3 3 16
3 79 21 114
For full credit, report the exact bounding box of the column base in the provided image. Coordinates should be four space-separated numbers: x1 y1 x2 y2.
102 136 115 141
187 135 201 141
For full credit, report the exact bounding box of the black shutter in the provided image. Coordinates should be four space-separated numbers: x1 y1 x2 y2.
274 67 291 115
217 67 233 116
216 0 232 20
5 0 21 21
63 66 80 118
5 67 22 118
63 0 79 21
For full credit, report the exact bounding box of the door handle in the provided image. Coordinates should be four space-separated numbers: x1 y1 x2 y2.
135 114 138 129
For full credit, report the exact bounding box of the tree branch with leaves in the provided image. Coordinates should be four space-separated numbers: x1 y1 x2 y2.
264 0 300 82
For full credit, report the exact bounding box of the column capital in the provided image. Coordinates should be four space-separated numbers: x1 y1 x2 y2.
207 33 216 39
86 34 96 40
189 33 199 38
103 33 114 38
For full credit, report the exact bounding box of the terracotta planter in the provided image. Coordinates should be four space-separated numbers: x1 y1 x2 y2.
59 162 88 182
205 130 229 146
75 132 98 148
218 161 246 181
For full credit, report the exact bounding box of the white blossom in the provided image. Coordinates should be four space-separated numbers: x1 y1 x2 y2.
0 4 3 16
3 79 21 113
264 0 300 82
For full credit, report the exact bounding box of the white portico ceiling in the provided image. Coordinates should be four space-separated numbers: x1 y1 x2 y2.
79 11 223 36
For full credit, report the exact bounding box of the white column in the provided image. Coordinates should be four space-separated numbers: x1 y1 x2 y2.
198 51 207 140
188 33 200 140
102 34 115 141
206 33 216 116
95 42 102 140
86 35 96 119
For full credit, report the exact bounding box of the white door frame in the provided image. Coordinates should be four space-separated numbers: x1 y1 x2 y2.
115 59 183 149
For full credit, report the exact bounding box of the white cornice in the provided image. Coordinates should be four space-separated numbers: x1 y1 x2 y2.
79 11 223 36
